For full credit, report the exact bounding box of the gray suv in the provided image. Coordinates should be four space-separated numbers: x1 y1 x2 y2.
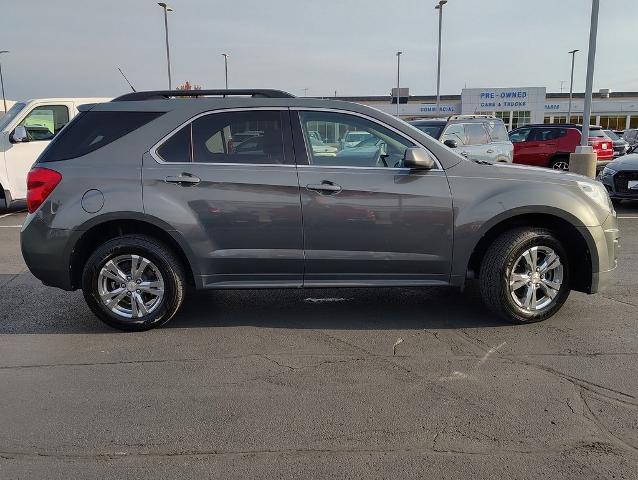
410 115 513 163
21 90 618 331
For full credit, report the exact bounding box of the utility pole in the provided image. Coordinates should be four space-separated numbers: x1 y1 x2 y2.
434 1 447 115
0 50 8 113
221 53 229 89
580 0 599 145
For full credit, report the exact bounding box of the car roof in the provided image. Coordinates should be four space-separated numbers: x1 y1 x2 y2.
511 124 601 131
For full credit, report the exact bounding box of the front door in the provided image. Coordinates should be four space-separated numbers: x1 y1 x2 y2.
5 104 70 199
143 108 304 288
292 110 453 286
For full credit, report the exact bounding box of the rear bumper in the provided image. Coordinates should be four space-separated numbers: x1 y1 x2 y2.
21 214 75 291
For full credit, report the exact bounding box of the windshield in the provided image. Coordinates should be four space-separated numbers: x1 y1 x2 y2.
603 130 620 141
0 102 26 132
412 124 444 139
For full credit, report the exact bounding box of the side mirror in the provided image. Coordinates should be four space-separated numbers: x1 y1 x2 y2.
10 125 29 143
443 139 458 148
403 147 436 170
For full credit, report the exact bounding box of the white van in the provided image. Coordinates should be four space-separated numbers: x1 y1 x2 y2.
0 98 110 209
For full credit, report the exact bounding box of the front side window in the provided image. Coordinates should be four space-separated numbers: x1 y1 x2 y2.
441 124 467 146
156 110 287 164
19 105 69 141
509 128 531 143
464 123 489 145
485 121 509 142
299 111 415 168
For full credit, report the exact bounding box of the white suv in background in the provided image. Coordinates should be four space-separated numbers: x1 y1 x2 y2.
409 115 514 163
0 97 110 209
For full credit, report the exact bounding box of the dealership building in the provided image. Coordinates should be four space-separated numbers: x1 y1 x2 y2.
338 87 638 131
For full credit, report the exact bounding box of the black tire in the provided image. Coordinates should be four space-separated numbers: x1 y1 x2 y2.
479 228 570 324
82 235 186 331
549 156 569 171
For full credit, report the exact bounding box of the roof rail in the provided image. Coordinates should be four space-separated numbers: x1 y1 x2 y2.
448 114 497 120
112 89 295 102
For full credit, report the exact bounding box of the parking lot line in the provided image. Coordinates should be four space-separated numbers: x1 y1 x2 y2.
0 225 22 228
617 216 638 219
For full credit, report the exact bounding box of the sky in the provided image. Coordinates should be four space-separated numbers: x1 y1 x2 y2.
1 0 637 100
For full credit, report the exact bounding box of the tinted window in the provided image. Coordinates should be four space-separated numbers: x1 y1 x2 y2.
157 124 191 162
299 111 415 168
440 124 466 146
41 111 162 162
485 121 509 142
464 123 489 145
412 124 444 139
20 105 69 141
191 110 286 164
587 129 607 138
509 128 531 143
531 128 565 141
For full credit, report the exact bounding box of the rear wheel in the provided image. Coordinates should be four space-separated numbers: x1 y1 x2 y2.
479 228 570 324
82 235 186 331
549 157 569 171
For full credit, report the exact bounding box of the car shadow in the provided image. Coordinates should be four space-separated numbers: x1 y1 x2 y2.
167 286 504 331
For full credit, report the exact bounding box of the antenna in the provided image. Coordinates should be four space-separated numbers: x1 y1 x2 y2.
118 67 136 92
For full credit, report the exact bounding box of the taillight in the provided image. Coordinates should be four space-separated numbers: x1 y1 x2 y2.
26 167 62 213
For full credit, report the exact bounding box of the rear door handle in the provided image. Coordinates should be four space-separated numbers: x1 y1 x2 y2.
306 181 342 194
165 174 201 185
486 149 494 154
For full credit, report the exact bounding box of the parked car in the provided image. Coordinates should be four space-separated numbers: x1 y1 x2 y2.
603 129 630 157
599 152 638 204
21 89 618 331
0 97 110 210
340 131 372 149
332 135 396 167
309 137 338 156
509 124 613 170
409 115 513 163
623 128 638 147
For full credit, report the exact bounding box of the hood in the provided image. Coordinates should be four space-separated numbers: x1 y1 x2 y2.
451 159 597 187
609 153 638 170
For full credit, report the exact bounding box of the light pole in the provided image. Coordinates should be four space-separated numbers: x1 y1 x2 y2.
221 53 229 89
396 51 402 117
0 50 8 113
580 0 599 146
157 2 173 90
434 0 447 115
567 49 579 123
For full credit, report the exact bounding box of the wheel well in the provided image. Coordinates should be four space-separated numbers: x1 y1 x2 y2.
548 153 569 165
467 214 593 293
70 220 196 289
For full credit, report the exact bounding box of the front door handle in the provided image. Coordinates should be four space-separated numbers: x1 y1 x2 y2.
165 174 201 185
486 149 494 154
306 181 342 194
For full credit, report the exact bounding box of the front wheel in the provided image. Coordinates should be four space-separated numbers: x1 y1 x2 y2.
82 235 186 331
549 157 570 171
479 228 570 324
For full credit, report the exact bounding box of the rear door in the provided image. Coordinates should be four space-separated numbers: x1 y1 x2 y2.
5 103 71 199
509 127 533 164
292 109 453 286
143 108 304 288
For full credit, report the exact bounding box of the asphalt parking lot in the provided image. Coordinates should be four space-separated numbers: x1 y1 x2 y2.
1 202 637 479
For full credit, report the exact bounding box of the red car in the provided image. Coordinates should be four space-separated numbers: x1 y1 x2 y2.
509 124 613 170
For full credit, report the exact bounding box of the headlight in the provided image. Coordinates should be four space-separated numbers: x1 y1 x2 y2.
601 166 617 176
578 181 613 213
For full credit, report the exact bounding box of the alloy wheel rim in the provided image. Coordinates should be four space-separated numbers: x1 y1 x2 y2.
508 246 563 313
552 161 569 171
97 254 165 319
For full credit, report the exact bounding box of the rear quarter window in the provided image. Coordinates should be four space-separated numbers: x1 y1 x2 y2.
39 111 163 162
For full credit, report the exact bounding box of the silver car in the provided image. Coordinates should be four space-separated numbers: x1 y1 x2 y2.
410 115 514 163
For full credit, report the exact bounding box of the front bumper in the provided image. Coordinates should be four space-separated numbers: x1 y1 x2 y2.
585 213 619 294
599 170 638 199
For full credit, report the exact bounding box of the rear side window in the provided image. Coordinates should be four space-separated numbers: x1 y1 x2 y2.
485 121 509 142
155 110 289 165
531 128 565 141
464 123 489 145
40 111 163 162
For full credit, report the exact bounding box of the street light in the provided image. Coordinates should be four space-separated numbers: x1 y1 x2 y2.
567 49 579 123
157 2 173 90
580 0 599 147
221 53 229 89
396 51 403 117
434 0 447 115
0 50 8 113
